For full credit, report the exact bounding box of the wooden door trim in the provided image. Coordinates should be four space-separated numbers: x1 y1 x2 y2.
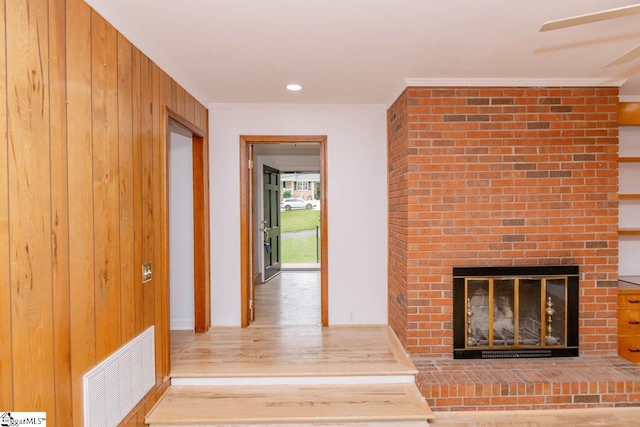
239 135 328 327
162 107 211 340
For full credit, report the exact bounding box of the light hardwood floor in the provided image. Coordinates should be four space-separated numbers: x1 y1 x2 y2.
170 325 416 378
170 329 197 362
253 271 321 326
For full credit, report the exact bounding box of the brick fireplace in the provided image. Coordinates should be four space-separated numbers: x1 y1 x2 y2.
386 87 640 410
388 86 618 357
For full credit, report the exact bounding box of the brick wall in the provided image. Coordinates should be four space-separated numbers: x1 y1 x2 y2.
387 87 619 357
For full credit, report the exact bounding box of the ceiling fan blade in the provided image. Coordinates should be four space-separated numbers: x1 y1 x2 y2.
540 4 640 32
603 42 640 67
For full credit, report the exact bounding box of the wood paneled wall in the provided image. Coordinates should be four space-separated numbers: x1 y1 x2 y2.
0 1 209 426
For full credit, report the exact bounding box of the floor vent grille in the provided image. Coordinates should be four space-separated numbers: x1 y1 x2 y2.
83 326 155 427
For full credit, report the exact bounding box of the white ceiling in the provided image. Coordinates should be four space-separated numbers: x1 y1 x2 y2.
89 0 640 105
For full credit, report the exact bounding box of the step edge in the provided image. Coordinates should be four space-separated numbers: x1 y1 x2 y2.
169 369 419 378
147 414 433 425
171 375 416 386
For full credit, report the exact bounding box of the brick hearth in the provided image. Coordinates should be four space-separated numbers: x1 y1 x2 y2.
416 357 640 411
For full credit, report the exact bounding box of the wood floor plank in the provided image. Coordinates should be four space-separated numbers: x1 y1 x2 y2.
253 271 321 326
170 325 416 378
146 384 434 425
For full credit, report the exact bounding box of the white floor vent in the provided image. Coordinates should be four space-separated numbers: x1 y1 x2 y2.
83 326 155 427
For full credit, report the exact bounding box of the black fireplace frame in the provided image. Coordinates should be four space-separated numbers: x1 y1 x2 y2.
453 265 579 359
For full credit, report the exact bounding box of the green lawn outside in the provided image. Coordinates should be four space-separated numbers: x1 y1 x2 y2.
282 236 320 263
281 209 320 233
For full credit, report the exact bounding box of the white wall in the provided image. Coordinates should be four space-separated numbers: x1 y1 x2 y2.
169 127 195 330
210 104 388 326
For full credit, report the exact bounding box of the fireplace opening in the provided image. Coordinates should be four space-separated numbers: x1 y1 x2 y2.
453 266 579 359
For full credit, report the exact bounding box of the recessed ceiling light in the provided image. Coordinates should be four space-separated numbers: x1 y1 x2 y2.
286 84 302 91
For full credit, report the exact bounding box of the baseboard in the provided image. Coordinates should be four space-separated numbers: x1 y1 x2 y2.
170 318 194 330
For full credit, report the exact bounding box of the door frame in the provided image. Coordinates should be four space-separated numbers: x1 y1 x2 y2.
161 107 211 342
239 135 328 327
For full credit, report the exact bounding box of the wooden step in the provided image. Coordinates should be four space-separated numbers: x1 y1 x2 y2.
170 326 418 379
145 384 434 426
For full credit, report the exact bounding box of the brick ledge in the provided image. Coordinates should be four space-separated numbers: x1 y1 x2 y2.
415 356 640 411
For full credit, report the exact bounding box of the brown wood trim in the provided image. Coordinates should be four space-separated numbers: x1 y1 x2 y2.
319 137 329 327
239 138 250 327
619 157 640 162
163 107 211 337
192 134 209 333
239 135 329 327
620 194 640 200
619 229 640 235
166 107 206 138
249 145 256 322
619 102 640 125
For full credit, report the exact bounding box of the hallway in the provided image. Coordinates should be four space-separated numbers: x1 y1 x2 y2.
253 271 321 326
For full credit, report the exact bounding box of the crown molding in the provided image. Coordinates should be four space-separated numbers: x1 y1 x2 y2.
619 95 640 102
209 103 387 111
404 77 628 88
84 0 210 107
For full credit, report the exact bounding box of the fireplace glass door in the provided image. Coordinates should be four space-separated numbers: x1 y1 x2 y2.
454 266 578 359
466 277 566 349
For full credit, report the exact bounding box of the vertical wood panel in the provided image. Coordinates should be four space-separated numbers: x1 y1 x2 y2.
92 11 121 362
1 0 207 419
170 79 177 111
0 0 12 410
176 84 185 117
118 33 135 344
140 55 155 329
194 103 202 130
185 92 196 124
6 0 56 413
66 0 95 424
132 47 144 335
49 0 73 423
159 70 172 377
151 63 164 383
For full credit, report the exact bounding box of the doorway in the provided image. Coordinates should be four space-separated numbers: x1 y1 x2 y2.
162 109 211 370
239 135 328 327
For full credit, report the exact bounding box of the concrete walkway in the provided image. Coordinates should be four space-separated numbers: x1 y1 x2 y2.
281 229 319 240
